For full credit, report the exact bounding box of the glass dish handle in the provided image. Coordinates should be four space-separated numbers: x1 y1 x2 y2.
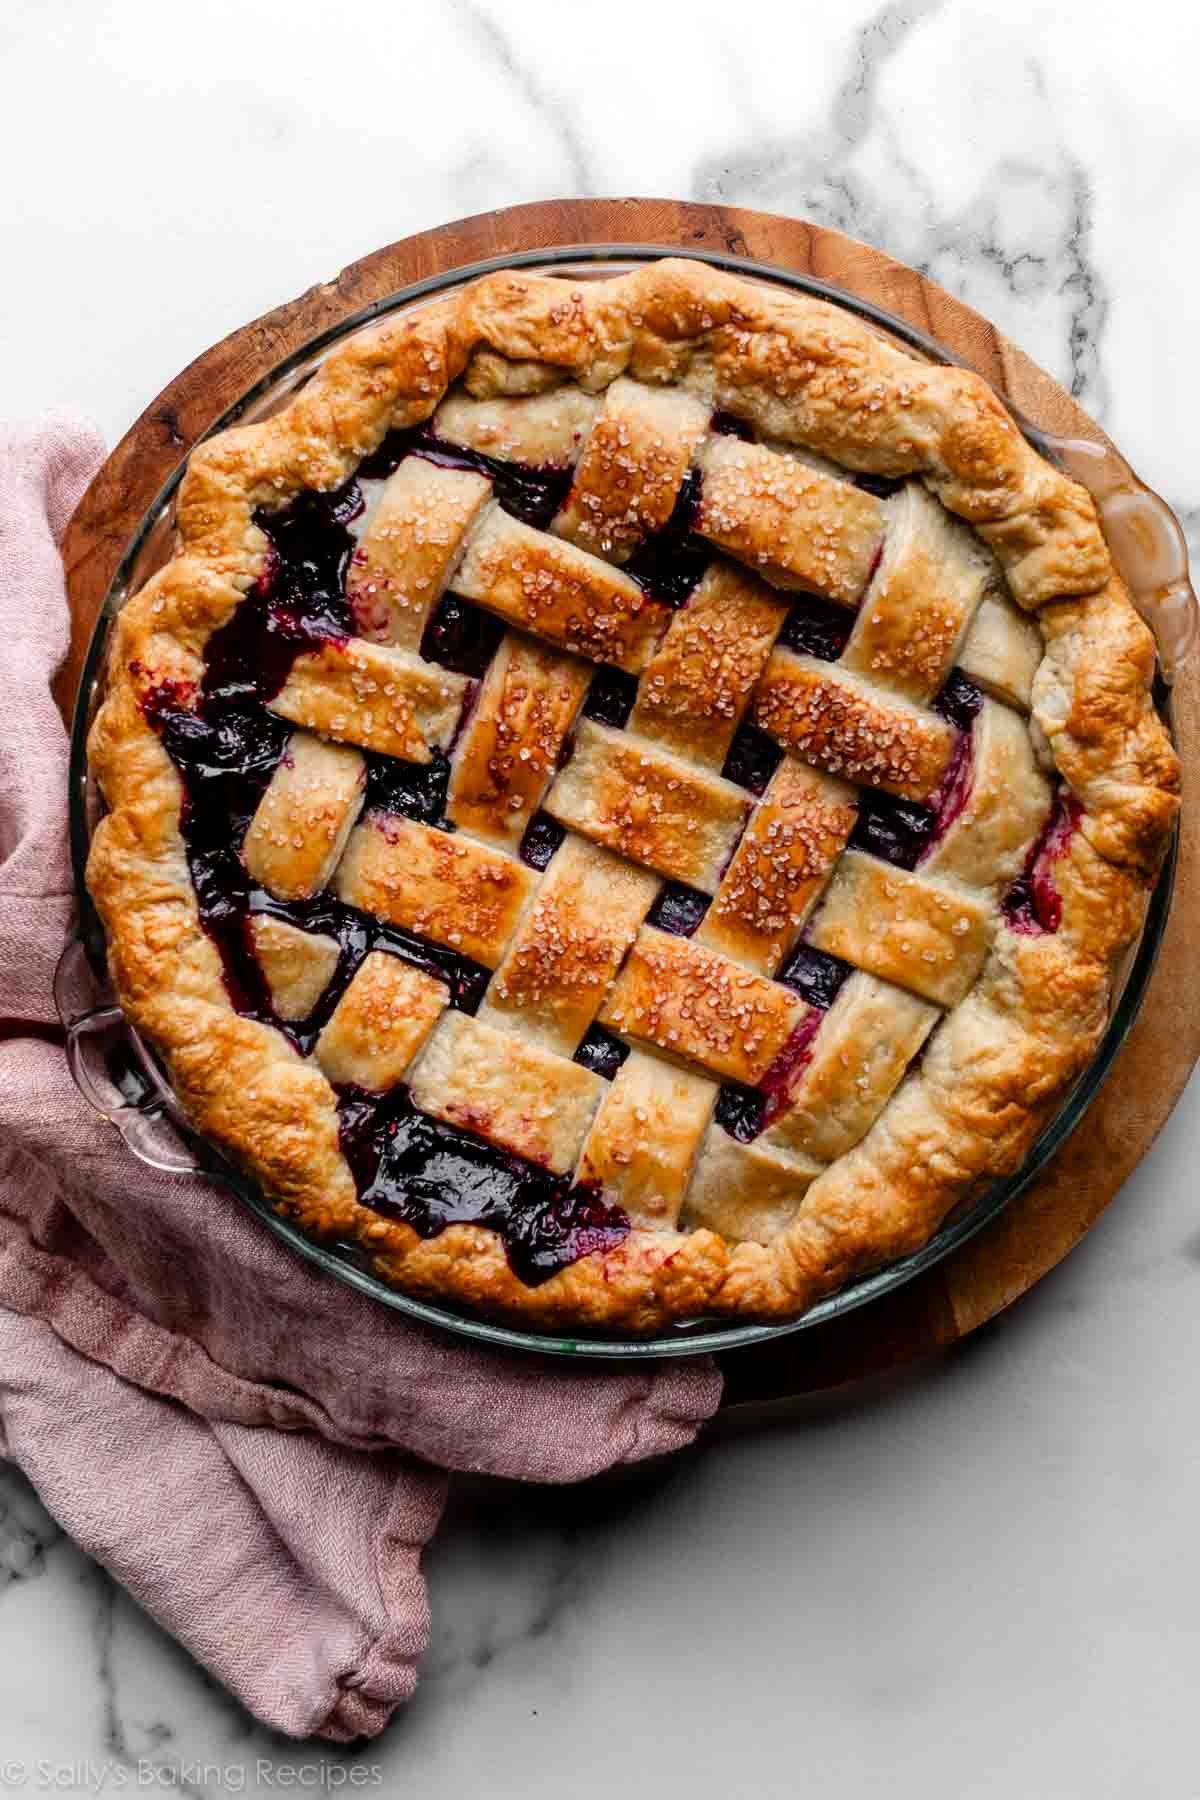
1034 431 1198 681
54 939 204 1177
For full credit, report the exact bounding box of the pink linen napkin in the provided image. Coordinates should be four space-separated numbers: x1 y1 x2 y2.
0 413 721 1740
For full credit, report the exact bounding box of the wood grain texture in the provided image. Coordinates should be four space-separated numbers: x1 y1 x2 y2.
58 199 1199 1409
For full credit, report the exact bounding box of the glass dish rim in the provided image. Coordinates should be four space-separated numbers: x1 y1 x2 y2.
66 241 1179 1361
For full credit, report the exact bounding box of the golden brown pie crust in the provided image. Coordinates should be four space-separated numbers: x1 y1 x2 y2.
85 259 1180 1332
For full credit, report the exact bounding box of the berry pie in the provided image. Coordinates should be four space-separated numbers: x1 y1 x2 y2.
86 259 1180 1330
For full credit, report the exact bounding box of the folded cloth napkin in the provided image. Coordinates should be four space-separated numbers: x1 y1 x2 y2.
0 413 721 1740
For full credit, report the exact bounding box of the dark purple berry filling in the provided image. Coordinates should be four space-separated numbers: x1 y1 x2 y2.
779 594 854 662
714 1082 765 1143
140 485 618 1284
715 948 850 1143
1002 791 1082 935
709 409 755 441
647 883 711 936
142 682 289 796
140 486 368 1017
582 665 638 729
364 748 451 825
518 811 566 870
714 1014 826 1145
199 492 360 718
255 892 490 1027
722 723 783 795
336 1085 628 1286
853 471 905 499
624 468 708 607
778 942 853 1010
224 892 486 1057
849 793 938 870
848 672 983 871
933 669 984 731
573 1025 630 1081
357 425 573 529
420 593 506 678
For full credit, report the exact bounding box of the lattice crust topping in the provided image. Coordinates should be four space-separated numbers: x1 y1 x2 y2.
751 651 957 800
682 1129 824 1246
315 952 448 1092
243 733 365 901
552 378 711 562
408 1010 605 1175
806 850 992 1008
693 436 884 601
840 485 990 702
763 972 939 1164
921 698 1051 885
957 583 1044 712
348 461 492 648
434 387 599 465
269 639 467 762
445 634 590 847
85 256 1180 1332
577 1049 717 1229
453 508 670 669
698 758 857 974
628 564 787 767
249 917 341 1023
545 719 750 891
335 813 535 966
599 928 809 1086
478 834 659 1054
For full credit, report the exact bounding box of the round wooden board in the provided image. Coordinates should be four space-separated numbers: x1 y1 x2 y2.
59 199 1200 1413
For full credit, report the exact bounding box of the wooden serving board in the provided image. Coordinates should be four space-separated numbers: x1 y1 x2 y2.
59 199 1200 1414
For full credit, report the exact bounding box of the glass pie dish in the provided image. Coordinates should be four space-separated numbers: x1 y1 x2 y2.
59 245 1190 1359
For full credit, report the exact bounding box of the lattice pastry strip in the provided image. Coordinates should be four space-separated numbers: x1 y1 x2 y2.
477 834 660 1055
698 756 858 975
269 638 467 763
839 484 991 703
243 732 365 901
248 917 341 1023
334 811 536 967
693 434 884 603
957 582 1043 712
314 952 448 1092
921 697 1052 885
408 1010 605 1175
761 972 939 1164
806 849 992 1008
628 564 787 768
434 387 599 466
544 718 750 891
445 632 591 848
598 926 809 1087
452 507 670 671
575 1049 717 1230
347 460 491 648
681 1128 824 1247
551 377 710 563
751 648 956 801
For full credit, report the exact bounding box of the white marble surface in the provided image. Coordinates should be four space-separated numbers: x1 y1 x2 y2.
2 0 1200 1792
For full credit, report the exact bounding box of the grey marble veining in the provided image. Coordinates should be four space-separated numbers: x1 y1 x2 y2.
2 0 1199 1793
0 1466 61 1588
695 2 1113 418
